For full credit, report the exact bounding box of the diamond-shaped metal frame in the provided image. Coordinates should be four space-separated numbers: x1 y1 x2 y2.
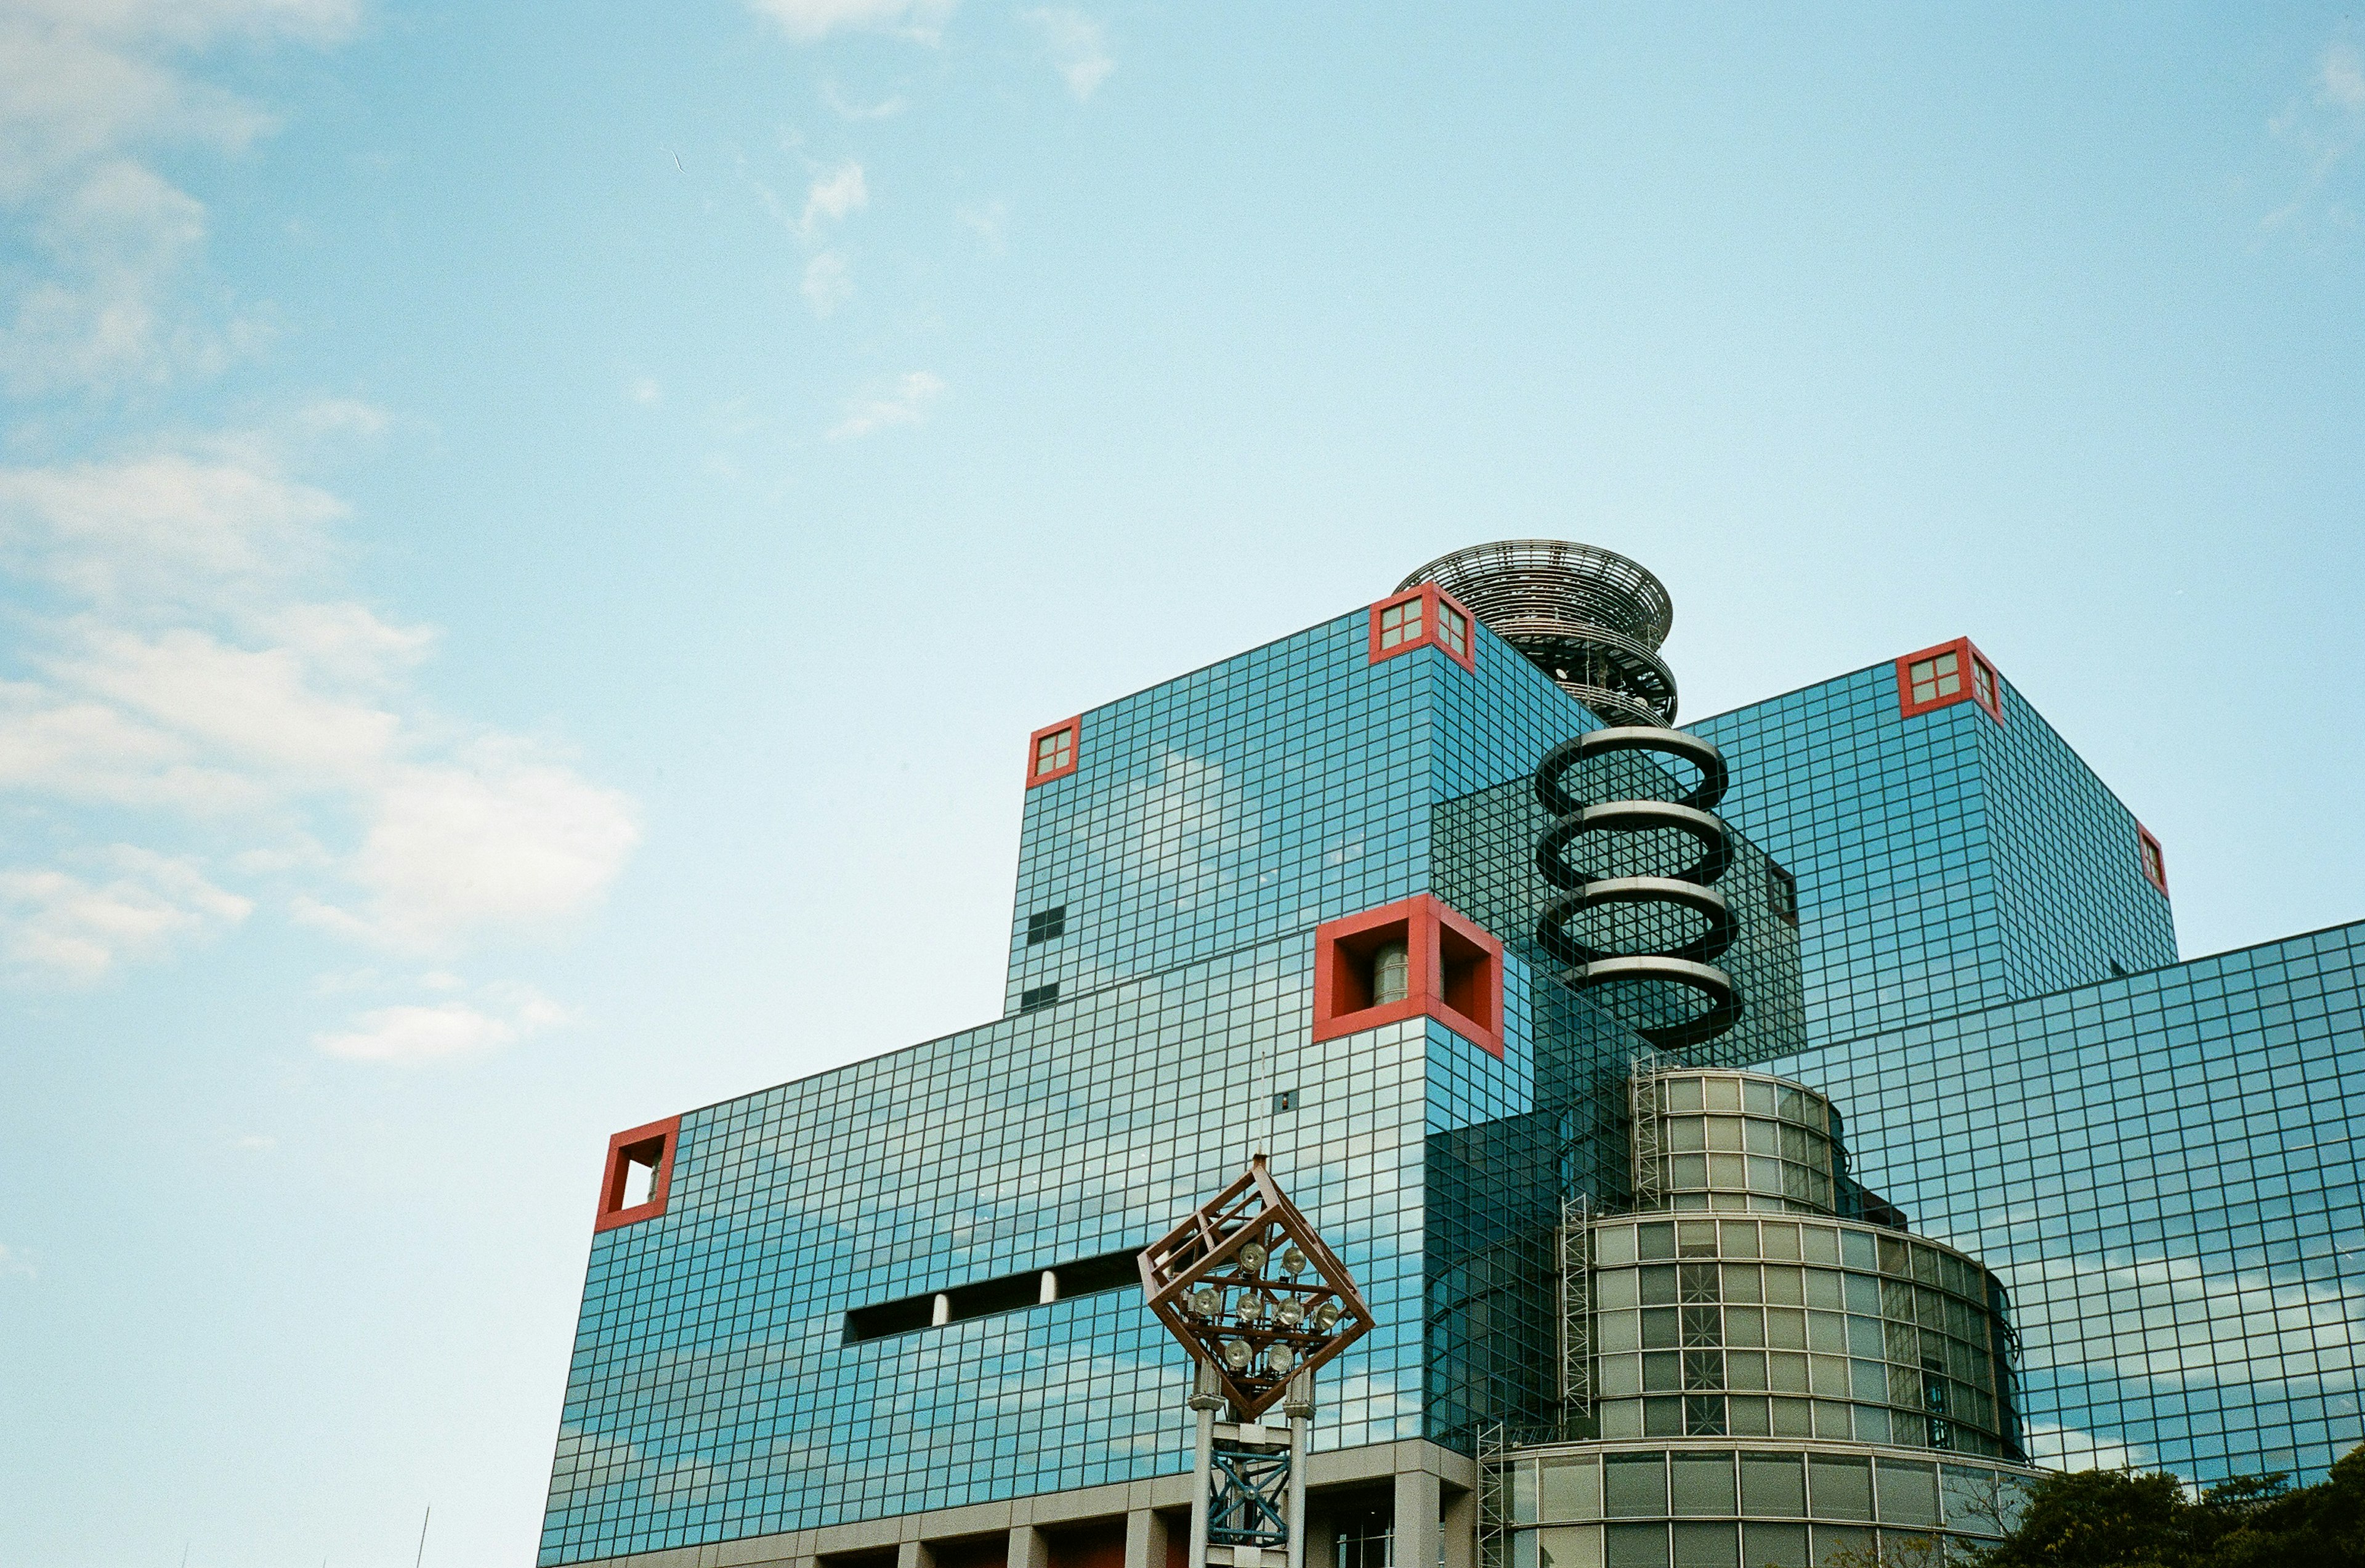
1138 1156 1374 1420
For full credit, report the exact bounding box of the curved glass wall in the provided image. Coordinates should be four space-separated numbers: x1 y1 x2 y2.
1639 1071 1841 1214
1497 1443 2031 1568
1587 1214 2021 1460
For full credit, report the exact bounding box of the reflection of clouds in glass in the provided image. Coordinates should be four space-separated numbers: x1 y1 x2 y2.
2026 1420 2152 1474
2010 1251 2364 1389
1081 745 1256 913
546 934 1442 1546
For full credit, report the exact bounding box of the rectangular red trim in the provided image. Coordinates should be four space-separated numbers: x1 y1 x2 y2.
2137 824 2169 896
1311 894 1503 1057
594 1113 682 1233
1896 637 2003 724
1367 584 1478 673
1025 716 1081 788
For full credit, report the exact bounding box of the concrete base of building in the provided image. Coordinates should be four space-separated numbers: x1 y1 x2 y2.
554 1438 1478 1568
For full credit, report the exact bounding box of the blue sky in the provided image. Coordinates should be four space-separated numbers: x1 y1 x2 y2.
1 2 2361 1562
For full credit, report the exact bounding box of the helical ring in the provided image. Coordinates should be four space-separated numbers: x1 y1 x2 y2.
1532 726 1742 1050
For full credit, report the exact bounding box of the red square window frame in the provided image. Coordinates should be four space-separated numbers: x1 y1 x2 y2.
594 1114 682 1233
1311 894 1503 1058
1896 636 2003 724
2137 824 2169 897
1367 584 1478 673
1025 716 1082 788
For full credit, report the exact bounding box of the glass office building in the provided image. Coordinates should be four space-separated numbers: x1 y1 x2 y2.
540 543 2364 1568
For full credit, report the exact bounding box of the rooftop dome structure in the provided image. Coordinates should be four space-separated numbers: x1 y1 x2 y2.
1396 539 1678 725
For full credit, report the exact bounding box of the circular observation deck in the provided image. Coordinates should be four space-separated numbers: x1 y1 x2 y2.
1398 539 1678 725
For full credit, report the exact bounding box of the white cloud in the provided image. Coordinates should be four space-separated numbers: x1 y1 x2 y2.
230 1133 276 1152
801 249 853 315
0 435 641 979
2264 39 2365 232
313 985 567 1065
627 377 661 405
2325 42 2365 112
0 1242 34 1280
745 0 955 45
299 745 641 950
0 7 622 1045
0 442 343 604
958 198 1009 253
0 159 248 395
1024 8 1113 100
0 846 251 984
799 161 867 235
0 0 357 391
827 370 944 440
291 396 388 437
822 83 908 120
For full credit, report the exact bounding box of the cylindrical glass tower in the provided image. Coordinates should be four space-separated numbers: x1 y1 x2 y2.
1485 1067 2036 1568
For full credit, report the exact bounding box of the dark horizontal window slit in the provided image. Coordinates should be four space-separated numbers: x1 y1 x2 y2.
843 1246 1141 1345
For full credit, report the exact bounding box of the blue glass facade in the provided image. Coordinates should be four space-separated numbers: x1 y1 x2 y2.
1768 921 2365 1484
544 610 1598 1563
1691 658 2177 1048
540 565 2364 1568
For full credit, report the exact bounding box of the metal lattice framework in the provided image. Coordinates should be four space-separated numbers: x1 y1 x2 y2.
1207 1444 1292 1546
1557 1194 1593 1419
1630 1067 1667 1210
1476 1423 1512 1568
1139 1157 1374 1420
1397 540 1678 725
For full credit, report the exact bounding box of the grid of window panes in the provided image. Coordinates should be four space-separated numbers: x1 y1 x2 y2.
543 600 1647 1564
1432 754 1806 1071
1639 1073 1842 1214
1379 595 1426 650
1494 1445 2030 1568
540 940 1536 1563
1770 919 2365 1484
1004 605 1614 1025
1691 661 2177 1049
1588 1214 2020 1460
1904 650 1961 707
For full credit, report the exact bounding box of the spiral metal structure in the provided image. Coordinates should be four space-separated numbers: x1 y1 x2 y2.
1532 726 1740 1050
1397 539 1678 726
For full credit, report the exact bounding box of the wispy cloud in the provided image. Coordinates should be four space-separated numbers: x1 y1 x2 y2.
0 1243 34 1280
958 198 1010 253
2264 39 2365 233
313 984 567 1065
823 83 909 121
0 424 640 994
801 249 854 315
1024 8 1114 101
828 370 945 440
799 161 867 235
0 846 250 984
0 0 358 394
0 2 625 1057
745 0 955 46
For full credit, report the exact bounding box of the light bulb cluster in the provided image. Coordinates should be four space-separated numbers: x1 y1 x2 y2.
1180 1226 1354 1389
1139 1156 1374 1422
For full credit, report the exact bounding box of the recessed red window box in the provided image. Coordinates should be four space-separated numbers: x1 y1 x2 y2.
1896 637 2003 724
1311 894 1502 1057
2137 825 2169 897
1026 716 1081 788
595 1114 682 1233
1367 584 1478 673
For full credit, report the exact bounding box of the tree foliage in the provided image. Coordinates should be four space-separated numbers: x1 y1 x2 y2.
1978 1444 2365 1567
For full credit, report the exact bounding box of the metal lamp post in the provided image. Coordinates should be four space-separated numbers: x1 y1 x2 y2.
1139 1157 1374 1568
